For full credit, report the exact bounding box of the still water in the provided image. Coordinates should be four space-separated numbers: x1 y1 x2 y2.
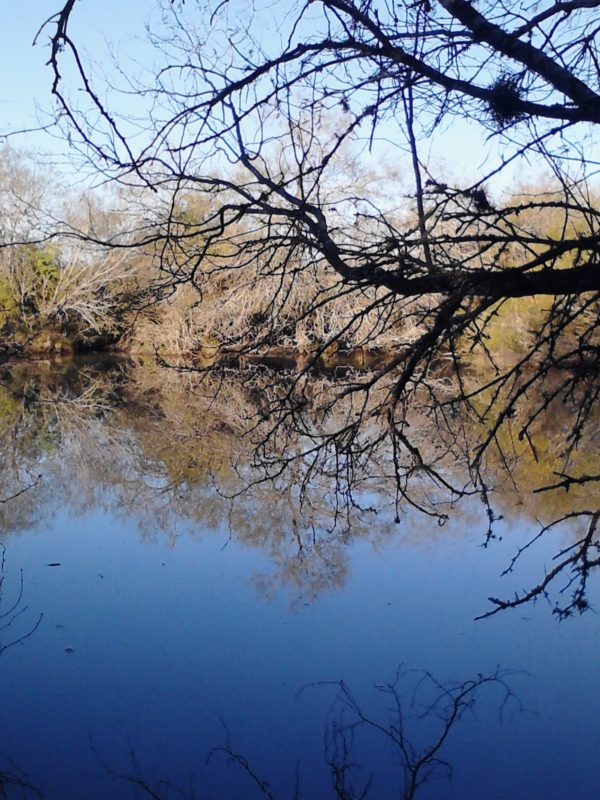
0 360 598 799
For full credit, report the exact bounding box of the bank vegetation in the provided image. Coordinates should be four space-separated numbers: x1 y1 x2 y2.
1 147 596 381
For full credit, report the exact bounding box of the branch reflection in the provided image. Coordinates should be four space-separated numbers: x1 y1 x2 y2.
0 548 43 799
0 357 597 614
101 665 522 800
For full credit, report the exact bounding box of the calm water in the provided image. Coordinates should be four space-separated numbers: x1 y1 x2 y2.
0 360 598 799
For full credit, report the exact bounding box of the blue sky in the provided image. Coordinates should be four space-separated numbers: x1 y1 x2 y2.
1 1 593 197
0 4 483 156
0 1 52 138
0 1 153 146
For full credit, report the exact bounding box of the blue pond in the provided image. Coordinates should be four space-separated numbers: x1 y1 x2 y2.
0 363 598 799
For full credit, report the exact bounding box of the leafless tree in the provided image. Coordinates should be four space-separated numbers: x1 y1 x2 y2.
30 1 600 613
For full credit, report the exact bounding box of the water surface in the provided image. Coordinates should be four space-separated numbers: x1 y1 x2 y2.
0 360 598 799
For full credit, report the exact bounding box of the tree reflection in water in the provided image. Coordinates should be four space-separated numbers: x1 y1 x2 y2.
98 666 521 800
0 356 598 614
0 528 523 799
0 358 594 797
0 543 42 659
0 545 43 799
0 758 42 800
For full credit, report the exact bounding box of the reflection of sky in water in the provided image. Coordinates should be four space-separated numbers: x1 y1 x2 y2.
0 501 599 799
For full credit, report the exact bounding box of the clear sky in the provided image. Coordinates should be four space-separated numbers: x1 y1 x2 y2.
0 2 52 139
0 1 153 147
1 1 594 197
0 2 488 189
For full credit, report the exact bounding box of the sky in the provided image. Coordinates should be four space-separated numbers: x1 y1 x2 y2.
0 2 53 137
0 1 152 148
0 2 595 198
0 6 478 207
